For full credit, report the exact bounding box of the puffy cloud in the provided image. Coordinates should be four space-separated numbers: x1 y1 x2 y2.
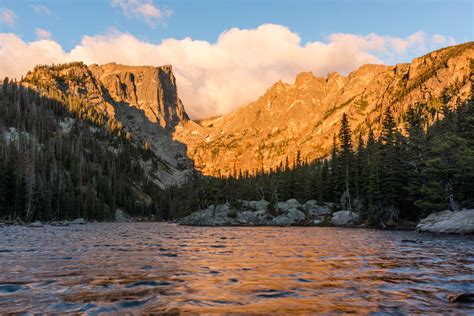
0 8 16 27
329 31 427 58
110 0 171 25
431 34 456 46
35 28 52 40
31 4 52 16
0 24 458 118
0 33 66 79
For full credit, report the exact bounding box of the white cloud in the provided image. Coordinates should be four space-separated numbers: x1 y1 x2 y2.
31 4 52 16
35 28 52 40
431 34 456 46
110 0 171 26
0 24 458 118
328 31 428 57
0 8 16 27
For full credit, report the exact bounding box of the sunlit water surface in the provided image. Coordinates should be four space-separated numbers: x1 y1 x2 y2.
0 223 473 314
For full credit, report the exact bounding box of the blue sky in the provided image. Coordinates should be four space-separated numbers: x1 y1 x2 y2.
0 0 472 118
1 0 472 50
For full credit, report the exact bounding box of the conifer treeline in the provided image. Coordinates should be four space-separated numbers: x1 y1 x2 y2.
1 74 473 225
0 79 163 222
166 96 474 226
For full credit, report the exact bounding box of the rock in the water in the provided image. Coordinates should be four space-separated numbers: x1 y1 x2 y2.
28 221 43 228
303 200 331 216
416 209 474 234
401 239 421 244
331 211 359 226
115 209 129 223
70 218 86 225
273 209 306 226
448 293 474 303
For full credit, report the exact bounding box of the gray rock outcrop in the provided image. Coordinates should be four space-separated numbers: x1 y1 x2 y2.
28 221 43 228
70 218 86 225
272 209 306 226
303 200 331 216
331 211 360 226
416 209 474 234
180 199 320 226
276 199 302 212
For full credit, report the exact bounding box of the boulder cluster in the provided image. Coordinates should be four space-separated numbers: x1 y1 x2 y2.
180 199 474 234
179 199 360 227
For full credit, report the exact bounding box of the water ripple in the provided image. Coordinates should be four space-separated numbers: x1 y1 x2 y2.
0 223 473 314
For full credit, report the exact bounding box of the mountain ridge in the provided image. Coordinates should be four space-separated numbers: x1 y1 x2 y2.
174 42 474 176
15 42 474 181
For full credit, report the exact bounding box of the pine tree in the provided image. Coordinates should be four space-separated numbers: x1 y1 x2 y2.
379 108 402 208
402 106 426 219
355 133 366 211
338 113 354 210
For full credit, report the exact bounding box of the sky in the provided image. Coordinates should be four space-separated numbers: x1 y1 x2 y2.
0 0 472 118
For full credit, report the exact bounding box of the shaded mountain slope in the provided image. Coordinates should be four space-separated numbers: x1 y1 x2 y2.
21 62 193 187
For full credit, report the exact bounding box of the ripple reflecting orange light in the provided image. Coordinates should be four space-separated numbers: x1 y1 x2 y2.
0 223 473 314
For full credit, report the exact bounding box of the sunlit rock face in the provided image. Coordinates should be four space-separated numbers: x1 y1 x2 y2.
174 42 474 176
21 43 474 183
23 62 192 187
89 63 188 128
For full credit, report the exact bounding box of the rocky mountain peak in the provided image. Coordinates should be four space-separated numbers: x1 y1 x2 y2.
294 72 319 85
89 63 188 128
23 61 193 187
174 42 474 176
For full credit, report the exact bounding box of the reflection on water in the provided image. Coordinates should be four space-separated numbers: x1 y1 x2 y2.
0 223 473 314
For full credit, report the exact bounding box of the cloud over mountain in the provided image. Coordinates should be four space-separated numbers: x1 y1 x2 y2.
0 24 457 118
110 0 171 26
0 8 16 27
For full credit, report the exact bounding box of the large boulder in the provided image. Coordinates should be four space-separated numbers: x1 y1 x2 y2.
277 199 302 212
416 209 474 234
273 209 306 226
179 204 237 226
28 221 43 228
255 210 273 225
70 218 86 225
250 200 269 212
331 211 359 226
240 199 269 212
236 211 258 225
303 200 331 216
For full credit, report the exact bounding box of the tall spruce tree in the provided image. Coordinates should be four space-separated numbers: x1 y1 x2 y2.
338 113 355 210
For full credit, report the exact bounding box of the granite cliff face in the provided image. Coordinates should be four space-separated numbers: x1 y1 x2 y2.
174 42 474 176
89 63 188 128
23 62 192 188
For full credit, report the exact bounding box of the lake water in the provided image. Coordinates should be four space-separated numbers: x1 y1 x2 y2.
0 223 473 314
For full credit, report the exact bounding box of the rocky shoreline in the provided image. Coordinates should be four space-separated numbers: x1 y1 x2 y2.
179 199 474 235
2 201 473 235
